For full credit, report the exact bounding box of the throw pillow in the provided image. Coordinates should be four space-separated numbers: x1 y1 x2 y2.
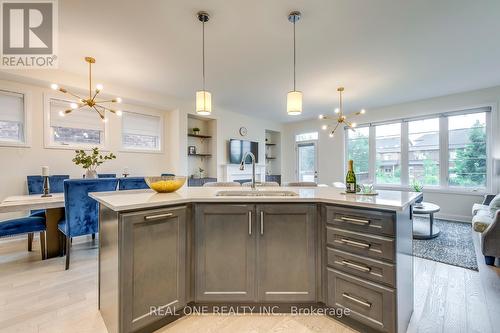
489 194 500 216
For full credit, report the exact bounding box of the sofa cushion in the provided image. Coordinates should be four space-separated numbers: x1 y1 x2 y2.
472 210 494 232
472 203 489 216
488 194 500 216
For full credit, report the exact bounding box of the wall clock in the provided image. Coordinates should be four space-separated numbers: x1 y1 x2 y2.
239 127 248 136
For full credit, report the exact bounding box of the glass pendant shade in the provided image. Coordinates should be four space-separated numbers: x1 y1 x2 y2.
287 90 302 115
196 90 212 115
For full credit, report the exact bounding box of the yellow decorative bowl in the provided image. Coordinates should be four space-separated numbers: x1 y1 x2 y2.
145 176 186 193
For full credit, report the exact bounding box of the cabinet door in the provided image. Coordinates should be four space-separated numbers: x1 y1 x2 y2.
121 206 187 333
195 204 256 302
257 204 316 302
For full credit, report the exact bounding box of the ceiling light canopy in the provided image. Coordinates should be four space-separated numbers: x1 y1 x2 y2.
196 11 212 116
319 87 366 137
50 57 122 122
287 11 302 116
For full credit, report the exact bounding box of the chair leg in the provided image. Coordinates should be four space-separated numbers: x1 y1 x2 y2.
92 233 95 240
485 256 495 266
27 232 33 251
40 231 46 260
65 236 71 270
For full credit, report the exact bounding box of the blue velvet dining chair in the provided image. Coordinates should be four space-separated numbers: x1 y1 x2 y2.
98 173 116 178
0 216 46 259
118 177 149 190
59 178 119 269
26 175 69 250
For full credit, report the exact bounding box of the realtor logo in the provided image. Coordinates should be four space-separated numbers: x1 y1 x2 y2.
1 0 58 68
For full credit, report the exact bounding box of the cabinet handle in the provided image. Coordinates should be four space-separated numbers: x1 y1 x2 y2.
339 216 370 225
340 238 371 249
260 211 264 235
144 212 174 221
341 260 371 272
248 211 252 235
342 293 372 308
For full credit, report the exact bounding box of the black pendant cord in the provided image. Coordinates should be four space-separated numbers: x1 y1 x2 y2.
293 19 296 91
202 20 206 91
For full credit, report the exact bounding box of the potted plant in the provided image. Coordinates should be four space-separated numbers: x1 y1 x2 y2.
411 180 424 204
192 127 201 135
73 147 116 179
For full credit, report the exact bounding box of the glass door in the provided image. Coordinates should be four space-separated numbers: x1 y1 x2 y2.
296 141 318 182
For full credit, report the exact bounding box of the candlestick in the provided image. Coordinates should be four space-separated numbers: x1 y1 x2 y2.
41 166 49 177
41 176 51 197
122 167 130 178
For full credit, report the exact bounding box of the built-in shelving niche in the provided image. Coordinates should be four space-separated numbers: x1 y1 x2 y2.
265 129 282 184
187 114 217 186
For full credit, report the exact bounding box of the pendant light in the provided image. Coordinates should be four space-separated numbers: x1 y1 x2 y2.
196 11 212 115
287 11 302 116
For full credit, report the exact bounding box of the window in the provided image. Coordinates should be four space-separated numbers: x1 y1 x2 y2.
295 132 318 142
344 107 491 191
0 90 25 144
346 127 369 182
48 98 105 147
122 111 161 151
408 118 439 185
375 123 401 184
448 112 487 188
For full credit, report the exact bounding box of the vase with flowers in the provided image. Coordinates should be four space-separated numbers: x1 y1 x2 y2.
73 147 116 179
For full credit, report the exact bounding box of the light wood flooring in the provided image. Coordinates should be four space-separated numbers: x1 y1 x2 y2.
0 233 498 333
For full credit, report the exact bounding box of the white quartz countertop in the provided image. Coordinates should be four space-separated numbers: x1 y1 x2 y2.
90 187 421 212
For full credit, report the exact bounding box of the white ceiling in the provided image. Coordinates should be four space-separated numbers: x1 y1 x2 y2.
51 0 500 121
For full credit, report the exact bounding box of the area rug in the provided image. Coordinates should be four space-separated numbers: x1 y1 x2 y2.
412 217 478 271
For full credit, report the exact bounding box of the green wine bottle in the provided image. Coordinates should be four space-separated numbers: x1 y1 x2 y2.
346 160 357 193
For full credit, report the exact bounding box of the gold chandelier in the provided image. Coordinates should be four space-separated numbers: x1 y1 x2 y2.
318 87 366 137
50 57 122 122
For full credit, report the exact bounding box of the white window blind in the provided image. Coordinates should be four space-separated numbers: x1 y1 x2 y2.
48 98 104 146
50 99 104 131
0 90 25 143
122 111 161 150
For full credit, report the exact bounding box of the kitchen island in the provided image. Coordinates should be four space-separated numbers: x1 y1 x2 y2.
91 187 421 333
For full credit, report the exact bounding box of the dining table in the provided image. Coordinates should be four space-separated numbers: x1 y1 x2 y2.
0 193 65 259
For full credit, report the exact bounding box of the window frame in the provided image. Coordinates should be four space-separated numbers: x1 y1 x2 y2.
119 109 164 154
344 105 494 194
0 86 31 148
43 92 110 150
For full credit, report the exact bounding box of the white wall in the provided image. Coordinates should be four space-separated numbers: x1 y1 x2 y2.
0 79 176 219
282 86 500 221
0 75 281 220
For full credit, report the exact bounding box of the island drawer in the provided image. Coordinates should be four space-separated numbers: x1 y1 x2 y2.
326 227 395 262
327 247 395 287
327 268 395 333
326 206 395 236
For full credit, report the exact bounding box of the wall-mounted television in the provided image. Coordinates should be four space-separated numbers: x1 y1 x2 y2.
229 139 259 164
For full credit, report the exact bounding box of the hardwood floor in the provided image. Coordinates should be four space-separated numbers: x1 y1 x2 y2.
0 234 498 333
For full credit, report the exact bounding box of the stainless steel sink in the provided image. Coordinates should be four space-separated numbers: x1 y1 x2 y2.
216 190 298 197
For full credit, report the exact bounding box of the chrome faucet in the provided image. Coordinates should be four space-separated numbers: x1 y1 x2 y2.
239 152 256 190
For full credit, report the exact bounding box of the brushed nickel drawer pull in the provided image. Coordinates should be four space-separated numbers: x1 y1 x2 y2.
342 293 372 308
248 211 252 235
340 216 370 225
144 213 174 221
340 238 371 249
342 260 371 272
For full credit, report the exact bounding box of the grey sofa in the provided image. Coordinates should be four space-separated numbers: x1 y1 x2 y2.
472 194 500 265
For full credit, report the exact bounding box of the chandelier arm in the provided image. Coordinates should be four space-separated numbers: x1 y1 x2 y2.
332 122 340 134
95 99 116 104
61 89 84 101
91 90 100 102
97 105 116 113
92 106 104 119
89 61 92 100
